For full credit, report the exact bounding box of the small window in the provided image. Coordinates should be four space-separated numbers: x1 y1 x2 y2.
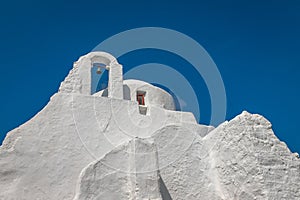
137 91 147 115
136 91 146 105
137 94 145 105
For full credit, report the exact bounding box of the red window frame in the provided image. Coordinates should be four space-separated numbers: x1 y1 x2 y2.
137 94 145 105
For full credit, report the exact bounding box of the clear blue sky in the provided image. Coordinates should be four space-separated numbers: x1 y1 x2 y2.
0 0 299 153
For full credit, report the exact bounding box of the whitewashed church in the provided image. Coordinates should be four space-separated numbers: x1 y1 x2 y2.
0 52 299 200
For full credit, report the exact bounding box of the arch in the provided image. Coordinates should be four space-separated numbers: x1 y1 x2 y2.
88 51 117 67
91 64 109 94
75 51 124 99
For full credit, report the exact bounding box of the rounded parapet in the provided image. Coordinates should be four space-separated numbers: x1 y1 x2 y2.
94 79 176 112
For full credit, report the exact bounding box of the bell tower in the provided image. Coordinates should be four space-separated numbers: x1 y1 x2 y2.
60 51 124 99
90 52 124 99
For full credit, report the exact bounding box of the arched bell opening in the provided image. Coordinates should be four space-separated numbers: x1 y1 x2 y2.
64 51 123 99
91 62 109 95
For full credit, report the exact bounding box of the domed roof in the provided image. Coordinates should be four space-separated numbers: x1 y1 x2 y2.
94 79 175 111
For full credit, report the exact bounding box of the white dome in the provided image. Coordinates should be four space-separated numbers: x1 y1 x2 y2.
94 79 175 111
